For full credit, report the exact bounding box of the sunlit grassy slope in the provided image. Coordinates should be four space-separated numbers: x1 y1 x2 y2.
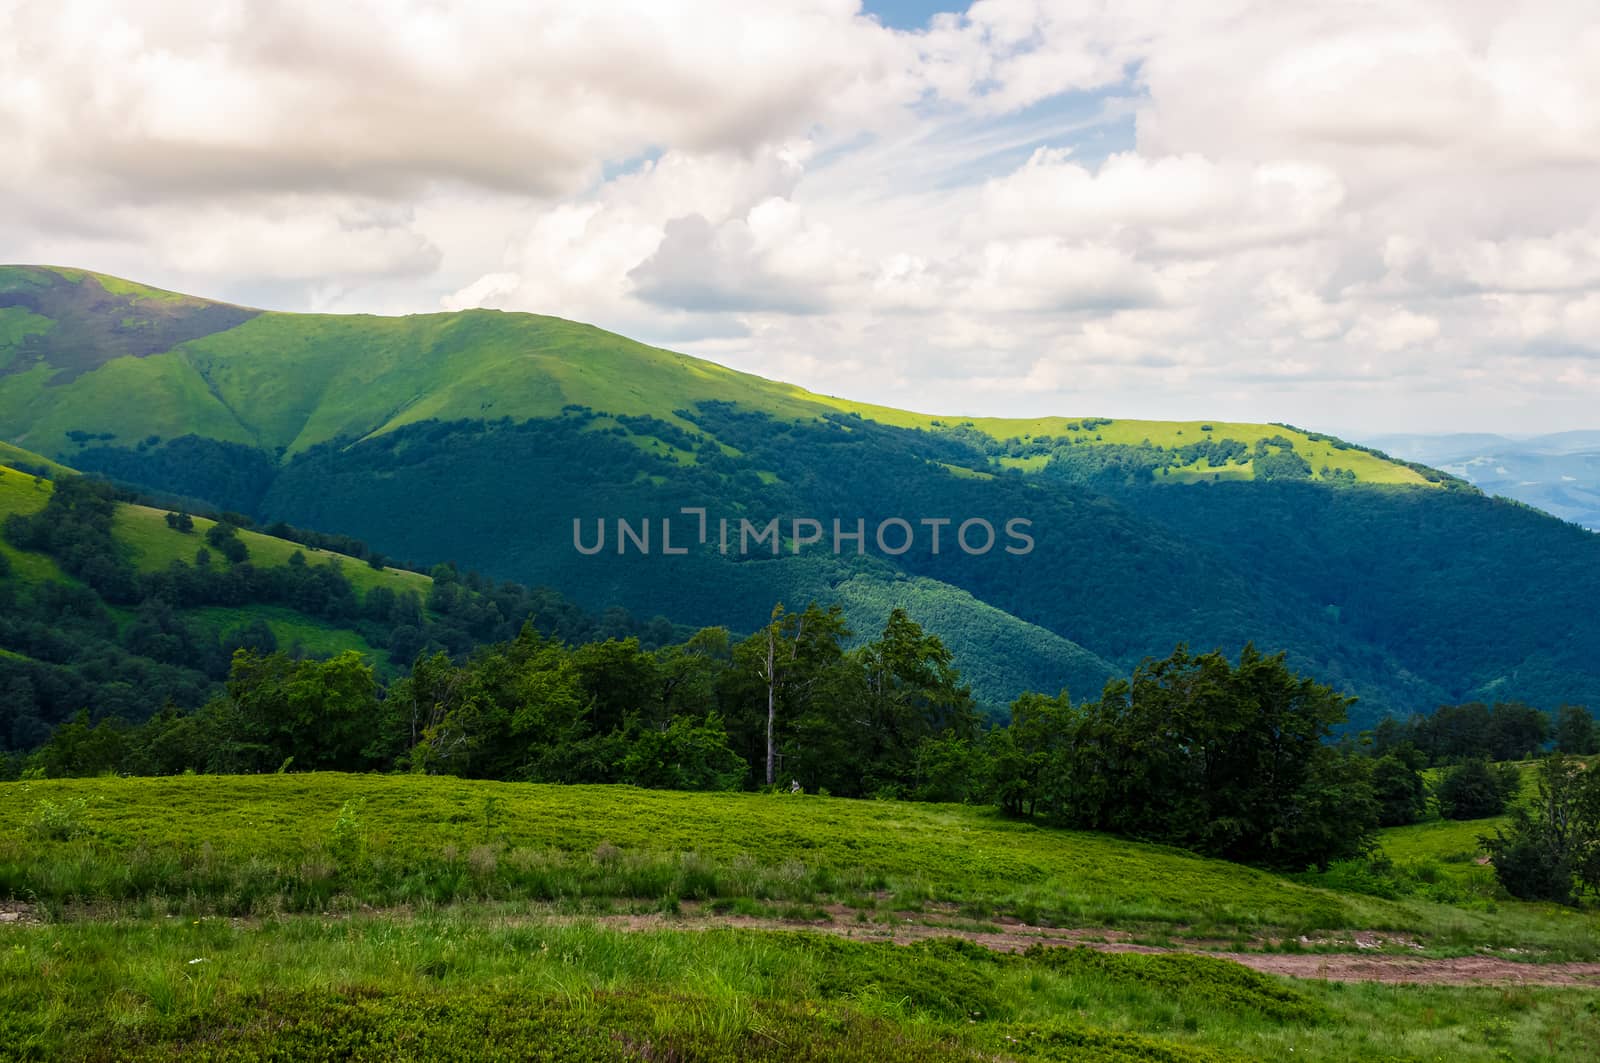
0 265 1435 487
0 464 65 581
182 604 385 659
0 439 71 477
0 445 429 665
112 502 429 597
1379 816 1503 867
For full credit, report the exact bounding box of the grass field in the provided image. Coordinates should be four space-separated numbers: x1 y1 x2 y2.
5 910 1599 1062
182 605 386 661
3 774 1599 1061
1381 816 1507 867
3 774 1597 960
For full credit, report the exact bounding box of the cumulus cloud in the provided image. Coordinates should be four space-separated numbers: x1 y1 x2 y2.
4 0 1600 432
0 0 924 202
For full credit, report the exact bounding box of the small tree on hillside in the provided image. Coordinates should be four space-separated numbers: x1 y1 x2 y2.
1371 747 1428 826
1555 705 1598 755
1482 754 1600 904
1435 758 1519 820
737 602 849 787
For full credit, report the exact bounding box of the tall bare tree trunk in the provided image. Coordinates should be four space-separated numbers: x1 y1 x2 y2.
765 622 777 787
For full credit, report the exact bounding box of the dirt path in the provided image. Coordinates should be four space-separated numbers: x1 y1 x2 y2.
563 906 1600 987
9 898 1599 986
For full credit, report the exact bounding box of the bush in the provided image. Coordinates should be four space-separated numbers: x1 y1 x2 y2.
1371 751 1427 826
1306 857 1405 900
204 521 250 563
1484 823 1575 903
1436 759 1516 820
1483 754 1600 904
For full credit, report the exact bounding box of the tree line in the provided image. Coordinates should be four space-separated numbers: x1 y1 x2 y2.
15 597 1388 871
1355 700 1596 830
1365 700 1596 764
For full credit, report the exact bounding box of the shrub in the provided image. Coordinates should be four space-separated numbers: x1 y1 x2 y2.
1371 751 1427 826
1022 946 1327 1025
1483 754 1600 904
1484 823 1575 904
1436 759 1515 820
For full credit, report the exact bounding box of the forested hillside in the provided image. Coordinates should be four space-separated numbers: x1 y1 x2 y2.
6 265 1600 723
0 453 682 751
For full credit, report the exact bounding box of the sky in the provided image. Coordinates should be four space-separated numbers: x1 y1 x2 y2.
4 1 1599 435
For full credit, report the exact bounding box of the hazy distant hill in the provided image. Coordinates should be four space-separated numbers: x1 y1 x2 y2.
7 264 1600 723
1365 432 1600 531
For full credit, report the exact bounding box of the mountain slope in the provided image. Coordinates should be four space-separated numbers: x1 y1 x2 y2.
0 447 412 748
3 265 1433 485
5 265 1599 724
0 439 1111 715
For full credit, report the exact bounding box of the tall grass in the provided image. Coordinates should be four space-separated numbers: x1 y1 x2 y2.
4 774 1599 958
2 912 1596 1061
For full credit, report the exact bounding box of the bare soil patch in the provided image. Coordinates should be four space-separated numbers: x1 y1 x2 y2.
0 901 42 926
563 905 1600 987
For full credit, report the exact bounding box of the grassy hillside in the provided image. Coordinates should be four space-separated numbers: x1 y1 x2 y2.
0 439 72 477
0 456 430 603
4 774 1599 1061
0 265 1430 486
180 604 386 660
112 502 429 597
0 465 65 582
6 774 1599 951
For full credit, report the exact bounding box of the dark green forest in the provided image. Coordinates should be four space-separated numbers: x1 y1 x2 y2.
70 405 1600 726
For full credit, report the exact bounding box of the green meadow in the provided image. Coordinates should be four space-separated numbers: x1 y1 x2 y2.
3 774 1596 960
3 774 1599 1062
0 465 65 582
6 912 1600 1062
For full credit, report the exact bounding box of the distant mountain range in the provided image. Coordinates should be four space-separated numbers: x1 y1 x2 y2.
7 264 1600 726
1363 433 1600 531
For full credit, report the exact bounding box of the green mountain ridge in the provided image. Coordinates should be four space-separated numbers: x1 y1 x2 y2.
1 265 1435 484
4 264 1598 726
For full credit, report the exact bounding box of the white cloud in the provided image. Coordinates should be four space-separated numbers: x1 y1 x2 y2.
975 150 1345 256
4 0 1600 433
1351 309 1442 354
